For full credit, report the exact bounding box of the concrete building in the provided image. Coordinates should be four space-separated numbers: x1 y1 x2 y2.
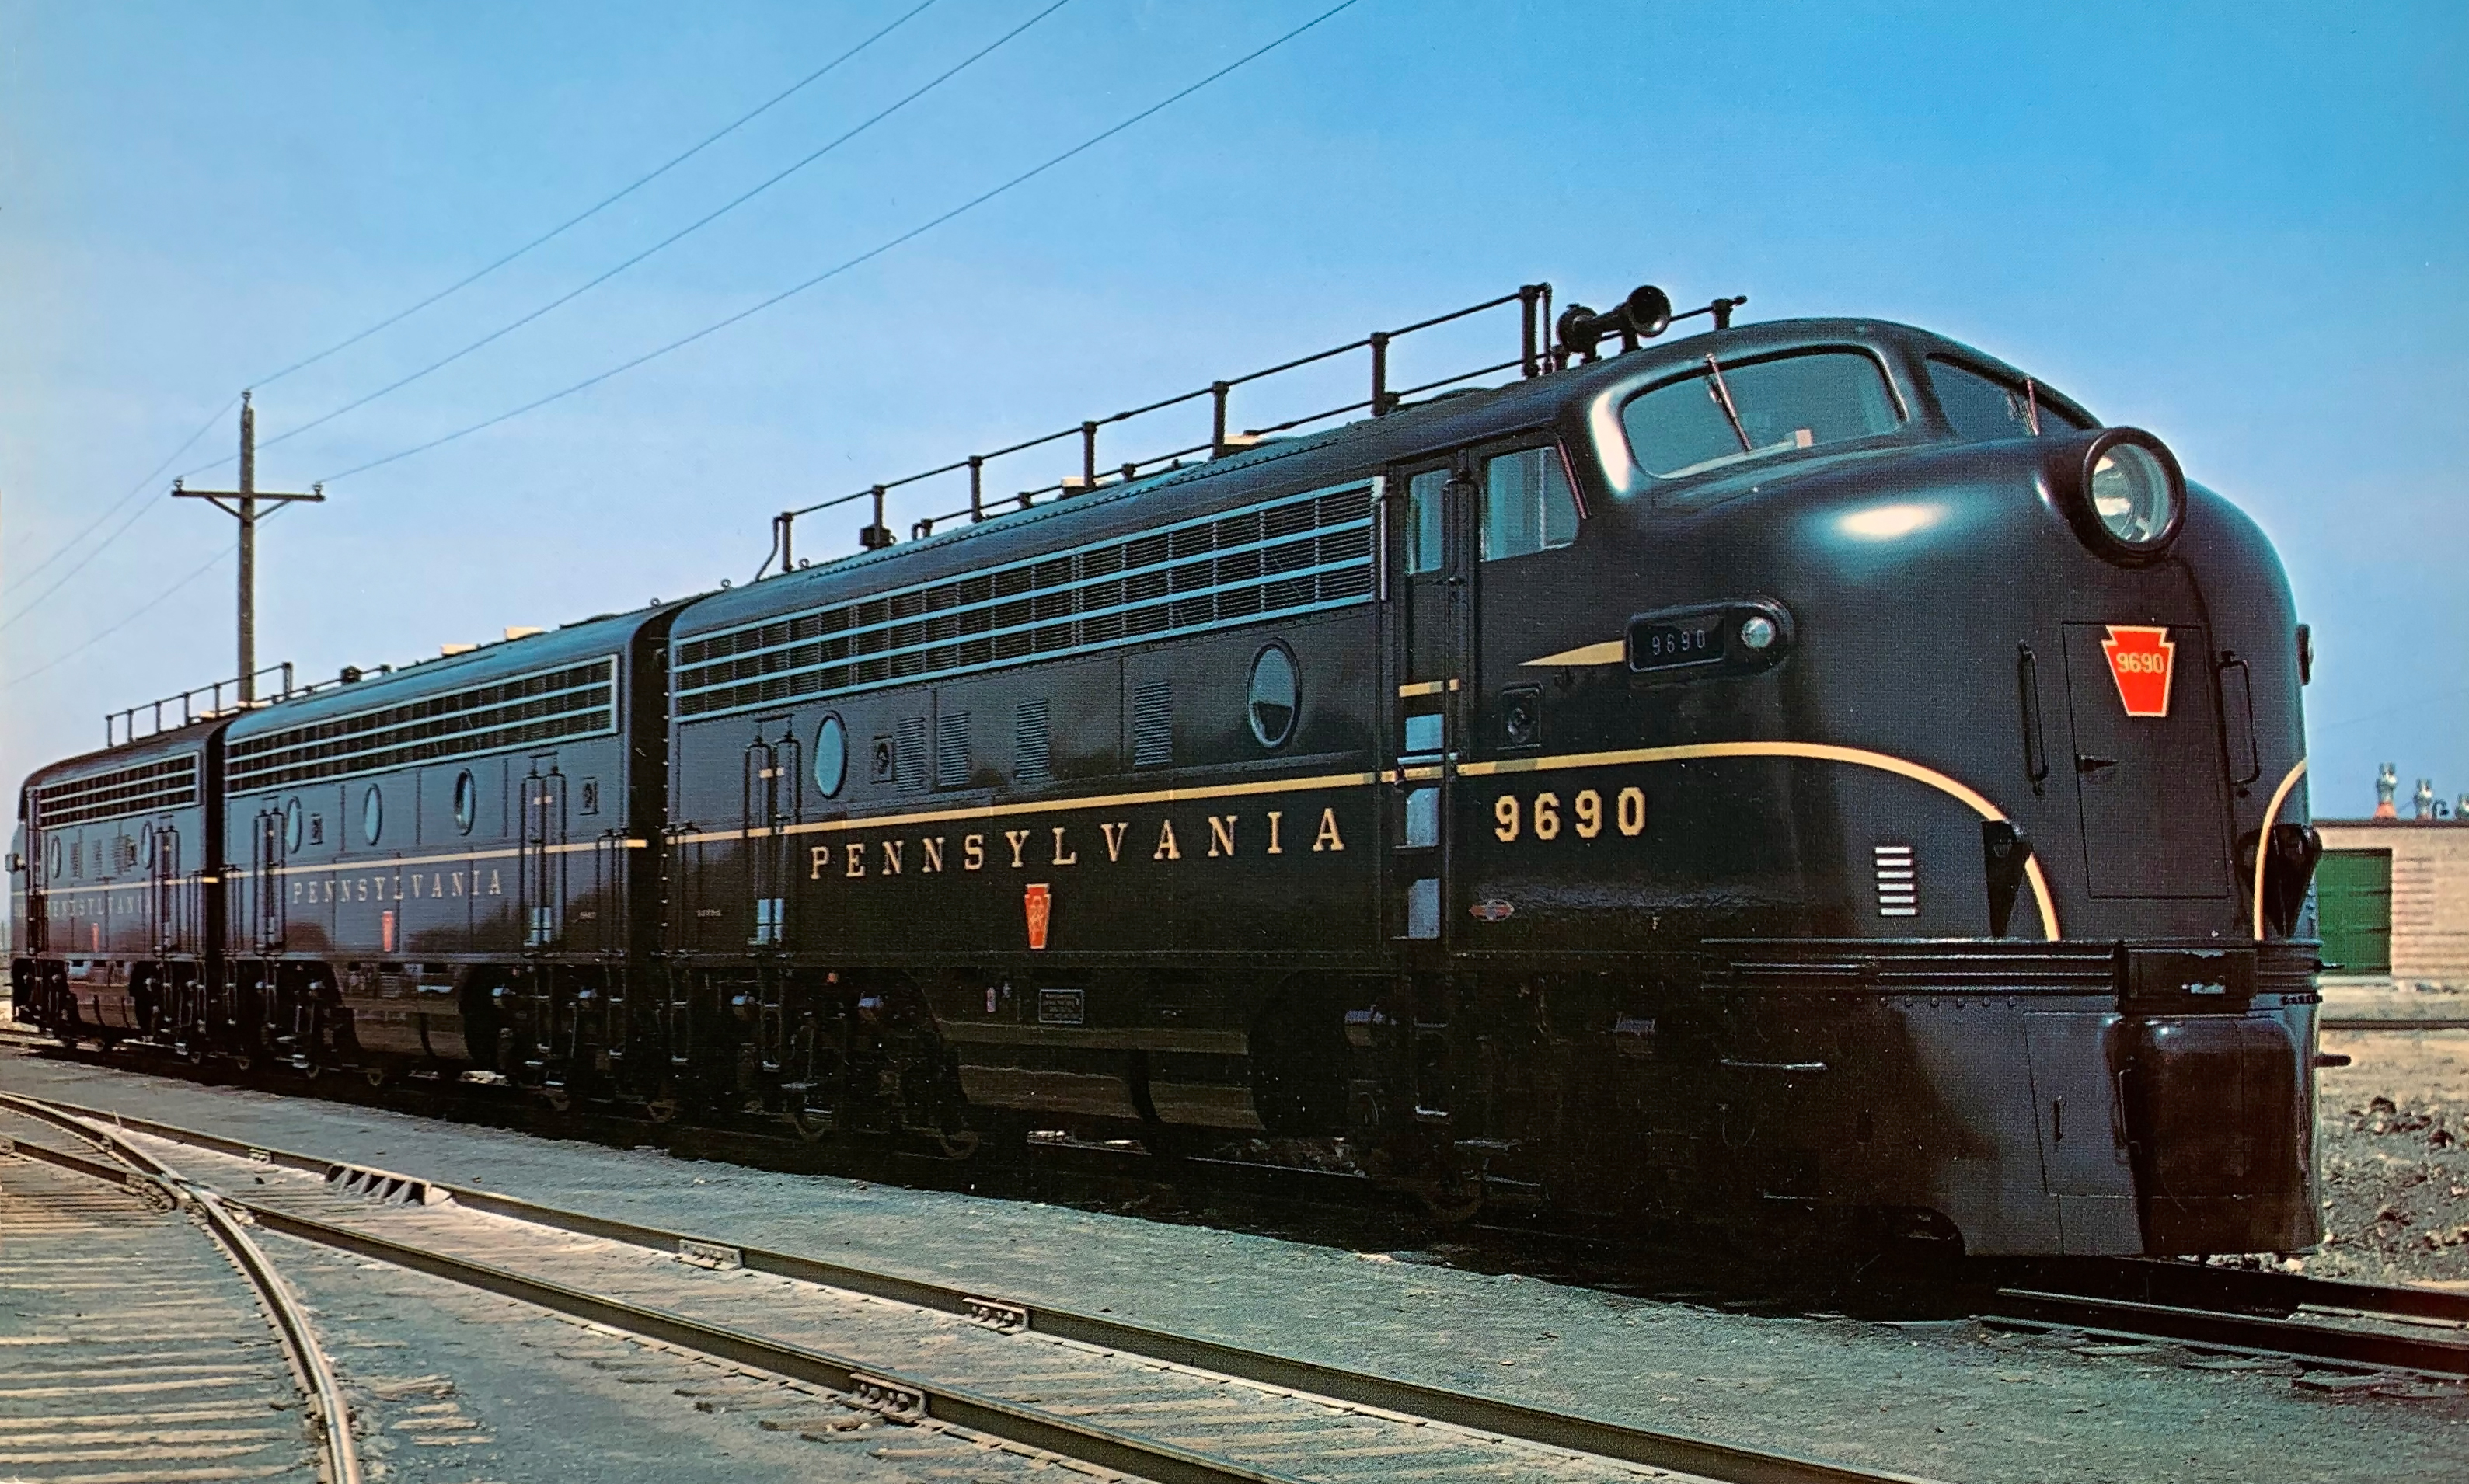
2314 819 2469 986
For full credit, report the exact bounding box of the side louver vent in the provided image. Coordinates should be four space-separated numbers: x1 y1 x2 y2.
1132 680 1173 769
1014 699 1051 784
896 716 929 793
936 711 971 789
1874 843 1918 918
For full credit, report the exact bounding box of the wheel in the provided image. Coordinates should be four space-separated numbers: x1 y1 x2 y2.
643 1097 680 1125
1413 1170 1487 1225
541 1085 572 1114
933 1127 982 1161
790 1103 835 1142
363 1066 390 1089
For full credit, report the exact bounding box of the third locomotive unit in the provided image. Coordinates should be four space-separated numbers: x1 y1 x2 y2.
11 281 2328 1257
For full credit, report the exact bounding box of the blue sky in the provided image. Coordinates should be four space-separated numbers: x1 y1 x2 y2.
3 0 2464 815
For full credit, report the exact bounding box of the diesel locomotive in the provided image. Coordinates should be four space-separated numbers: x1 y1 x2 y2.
9 280 2329 1256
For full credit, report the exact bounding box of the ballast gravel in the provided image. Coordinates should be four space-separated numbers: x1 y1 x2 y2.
5 1047 2463 1484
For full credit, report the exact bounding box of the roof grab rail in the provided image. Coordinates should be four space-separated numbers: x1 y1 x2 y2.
105 663 302 748
754 282 1568 583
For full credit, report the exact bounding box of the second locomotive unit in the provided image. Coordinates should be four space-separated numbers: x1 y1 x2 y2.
12 280 2328 1257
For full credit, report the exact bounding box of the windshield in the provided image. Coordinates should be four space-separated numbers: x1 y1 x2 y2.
1619 350 1903 484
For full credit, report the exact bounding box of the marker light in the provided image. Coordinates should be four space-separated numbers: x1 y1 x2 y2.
1738 615 1779 651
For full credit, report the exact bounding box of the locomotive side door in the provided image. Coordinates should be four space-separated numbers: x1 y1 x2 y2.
518 760 568 948
148 822 183 955
740 719 802 950
1383 455 1477 1128
250 803 286 953
23 812 48 956
1387 456 1474 951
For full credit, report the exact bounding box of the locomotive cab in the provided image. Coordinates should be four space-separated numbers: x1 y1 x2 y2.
1480 315 2324 1254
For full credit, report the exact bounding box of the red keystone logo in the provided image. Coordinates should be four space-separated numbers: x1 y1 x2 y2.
1024 883 1052 951
2101 625 2175 718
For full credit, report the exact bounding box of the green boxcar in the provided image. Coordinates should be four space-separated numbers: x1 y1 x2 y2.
2316 848 2393 974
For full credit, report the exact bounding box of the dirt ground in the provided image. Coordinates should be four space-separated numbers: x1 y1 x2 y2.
2310 992 2469 1286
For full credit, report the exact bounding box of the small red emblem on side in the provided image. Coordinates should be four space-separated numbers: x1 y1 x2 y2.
1023 883 1051 951
1470 899 1515 922
2101 625 2175 718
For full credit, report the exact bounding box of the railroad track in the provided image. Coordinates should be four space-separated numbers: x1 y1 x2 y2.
14 1047 2465 1412
1978 1256 2469 1392
3 1092 1942 1484
2319 1018 2469 1031
0 1096 361 1484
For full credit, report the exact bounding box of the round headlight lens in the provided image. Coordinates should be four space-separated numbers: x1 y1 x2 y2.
2087 441 2174 547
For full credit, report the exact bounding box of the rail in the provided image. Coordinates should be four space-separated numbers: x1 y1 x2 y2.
29 1095 1941 1484
0 1092 365 1484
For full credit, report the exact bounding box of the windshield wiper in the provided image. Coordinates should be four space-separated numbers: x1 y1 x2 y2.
1703 354 1751 452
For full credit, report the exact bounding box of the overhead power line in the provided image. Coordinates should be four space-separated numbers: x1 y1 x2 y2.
246 0 943 393
0 394 238 632
3 537 239 691
318 0 1365 486
5 1 1363 691
237 0 1072 465
12 7 947 609
3 500 317 691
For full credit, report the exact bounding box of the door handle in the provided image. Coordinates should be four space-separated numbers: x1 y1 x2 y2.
2075 754 2119 774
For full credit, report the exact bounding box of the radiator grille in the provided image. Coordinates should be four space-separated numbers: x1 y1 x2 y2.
33 754 200 828
226 658 617 792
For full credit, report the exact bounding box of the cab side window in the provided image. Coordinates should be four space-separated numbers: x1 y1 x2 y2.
1480 446 1578 561
1404 469 1448 575
1928 358 2090 441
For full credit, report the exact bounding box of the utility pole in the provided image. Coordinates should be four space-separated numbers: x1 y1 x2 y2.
172 392 323 704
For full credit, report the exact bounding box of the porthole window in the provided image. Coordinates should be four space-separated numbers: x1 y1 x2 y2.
452 770 477 834
1247 644 1299 749
814 714 849 798
141 824 156 870
45 835 62 880
362 785 384 846
283 797 304 854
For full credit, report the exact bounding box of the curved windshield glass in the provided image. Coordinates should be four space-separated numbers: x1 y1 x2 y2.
1620 350 1902 484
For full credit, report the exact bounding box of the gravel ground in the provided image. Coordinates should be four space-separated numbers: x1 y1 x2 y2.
3 1047 2464 1484
2311 1005 2469 1287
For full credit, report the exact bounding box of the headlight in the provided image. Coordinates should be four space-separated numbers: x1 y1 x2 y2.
2061 427 2184 562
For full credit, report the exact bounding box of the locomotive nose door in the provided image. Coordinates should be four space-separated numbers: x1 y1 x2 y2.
2058 622 2234 898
